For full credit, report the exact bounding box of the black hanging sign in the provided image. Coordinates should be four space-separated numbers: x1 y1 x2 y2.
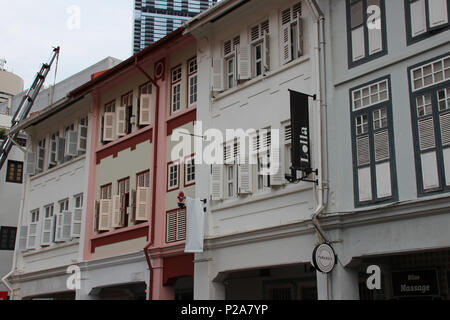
289 90 312 174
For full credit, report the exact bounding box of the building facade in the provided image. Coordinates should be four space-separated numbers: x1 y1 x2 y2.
318 0 450 300
133 0 217 53
70 29 199 300
185 0 327 299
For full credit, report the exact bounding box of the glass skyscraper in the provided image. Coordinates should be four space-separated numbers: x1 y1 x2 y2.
133 0 218 53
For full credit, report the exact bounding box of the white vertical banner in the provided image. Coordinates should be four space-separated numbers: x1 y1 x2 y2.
184 197 205 253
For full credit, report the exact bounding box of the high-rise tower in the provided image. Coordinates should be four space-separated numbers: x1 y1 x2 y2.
133 0 217 53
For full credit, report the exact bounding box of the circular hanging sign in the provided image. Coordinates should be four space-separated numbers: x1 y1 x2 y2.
312 243 336 274
155 61 164 80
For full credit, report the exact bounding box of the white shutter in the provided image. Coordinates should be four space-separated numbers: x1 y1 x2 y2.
238 156 252 194
99 199 112 231
54 214 64 242
238 45 251 80
358 167 373 202
71 208 82 238
357 136 371 166
103 112 115 142
140 94 152 125
27 221 39 249
41 215 54 246
62 211 72 240
212 59 224 92
263 31 270 72
177 210 186 240
78 125 88 154
368 27 382 55
136 187 150 221
352 26 365 62
376 162 392 198
411 0 427 37
271 133 285 186
211 164 224 200
111 195 122 228
428 0 448 28
281 24 292 65
116 106 126 137
65 130 78 156
421 151 440 190
374 130 390 161
296 15 304 57
25 151 36 175
19 226 28 251
56 137 66 162
167 211 177 242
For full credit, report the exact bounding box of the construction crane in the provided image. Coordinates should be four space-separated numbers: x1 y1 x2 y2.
0 46 60 170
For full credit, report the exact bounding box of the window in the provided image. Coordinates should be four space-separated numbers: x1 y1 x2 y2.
280 2 304 65
168 162 180 191
118 178 130 228
78 116 88 155
346 0 387 67
185 156 195 186
224 141 239 198
166 209 186 243
105 100 116 113
101 184 112 200
37 138 46 173
74 194 83 209
226 164 236 198
27 209 40 249
224 36 240 89
405 0 450 44
119 92 134 135
64 124 75 162
139 82 152 127
409 54 450 195
171 66 182 114
350 77 397 206
6 160 23 184
41 204 54 246
250 20 269 77
253 130 272 190
0 226 17 251
59 199 69 213
188 58 198 107
49 132 58 168
137 170 150 188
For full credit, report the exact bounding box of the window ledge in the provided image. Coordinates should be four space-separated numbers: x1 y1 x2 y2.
212 55 310 103
97 125 153 153
30 155 86 181
167 106 197 122
212 182 313 212
91 221 149 241
22 239 80 257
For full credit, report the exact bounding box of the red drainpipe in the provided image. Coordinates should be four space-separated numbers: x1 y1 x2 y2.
135 56 160 300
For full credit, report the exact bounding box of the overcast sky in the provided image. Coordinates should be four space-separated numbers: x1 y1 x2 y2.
1 1 134 89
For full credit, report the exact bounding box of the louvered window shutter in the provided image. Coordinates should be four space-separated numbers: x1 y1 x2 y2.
140 94 152 125
19 226 28 251
26 221 39 249
136 187 150 221
177 210 186 241
357 136 371 166
281 24 292 65
99 199 112 231
25 151 36 175
54 214 63 242
116 106 127 137
62 211 72 240
296 14 304 57
264 31 270 72
167 211 177 242
374 130 390 161
238 156 252 194
271 130 285 186
103 112 115 142
71 208 82 238
78 125 88 155
41 215 54 246
212 59 225 92
211 164 224 200
440 112 450 146
418 118 436 150
111 195 122 228
238 45 251 80
56 137 66 162
65 131 78 156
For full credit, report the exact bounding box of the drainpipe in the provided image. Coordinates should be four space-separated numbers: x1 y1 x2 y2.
134 56 160 300
308 0 328 243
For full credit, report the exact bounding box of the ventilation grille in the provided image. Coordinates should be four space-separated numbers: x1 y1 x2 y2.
374 130 390 161
418 118 436 151
440 112 450 146
357 136 370 166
